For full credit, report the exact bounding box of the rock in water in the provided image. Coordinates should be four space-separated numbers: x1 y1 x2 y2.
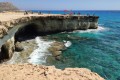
48 41 66 60
0 37 15 62
15 42 24 52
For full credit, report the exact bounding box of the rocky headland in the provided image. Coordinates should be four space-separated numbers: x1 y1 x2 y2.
0 12 99 62
0 8 103 79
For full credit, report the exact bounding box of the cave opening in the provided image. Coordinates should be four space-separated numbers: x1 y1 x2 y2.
15 23 41 42
14 23 63 42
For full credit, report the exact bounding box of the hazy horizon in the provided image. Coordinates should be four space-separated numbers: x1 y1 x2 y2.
0 0 120 10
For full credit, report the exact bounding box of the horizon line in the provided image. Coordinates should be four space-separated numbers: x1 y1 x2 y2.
27 9 120 11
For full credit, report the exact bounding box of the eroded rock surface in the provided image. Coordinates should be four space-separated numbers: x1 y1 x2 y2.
6 39 37 64
49 41 66 60
0 64 104 80
0 26 8 38
0 37 14 62
0 13 99 39
15 42 24 52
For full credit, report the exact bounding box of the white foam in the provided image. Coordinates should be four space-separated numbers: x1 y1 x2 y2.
5 52 20 64
72 26 107 33
63 40 72 47
28 37 54 64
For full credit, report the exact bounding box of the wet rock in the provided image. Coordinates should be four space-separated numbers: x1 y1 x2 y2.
46 55 55 63
15 42 24 52
48 41 66 61
0 37 14 61
55 55 62 61
51 42 66 51
52 51 62 57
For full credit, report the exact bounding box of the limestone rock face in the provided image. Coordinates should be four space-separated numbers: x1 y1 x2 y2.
0 37 14 62
0 14 99 39
0 64 105 80
26 16 98 35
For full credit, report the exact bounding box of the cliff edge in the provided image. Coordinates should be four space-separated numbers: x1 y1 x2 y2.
0 64 104 80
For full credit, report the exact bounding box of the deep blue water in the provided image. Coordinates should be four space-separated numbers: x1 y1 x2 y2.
33 10 120 80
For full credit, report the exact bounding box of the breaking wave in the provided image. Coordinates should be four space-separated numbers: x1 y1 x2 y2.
28 37 54 64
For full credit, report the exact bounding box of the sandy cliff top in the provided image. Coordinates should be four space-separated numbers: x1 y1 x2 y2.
0 64 104 80
0 12 53 21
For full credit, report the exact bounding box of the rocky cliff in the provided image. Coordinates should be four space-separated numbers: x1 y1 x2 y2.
0 15 99 39
0 14 99 62
0 13 104 80
0 2 19 11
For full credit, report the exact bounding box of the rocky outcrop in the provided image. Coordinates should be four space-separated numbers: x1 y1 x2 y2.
0 64 104 80
0 15 99 39
15 42 24 52
14 15 99 41
49 41 66 60
0 14 103 80
0 14 99 64
0 2 19 11
0 37 14 62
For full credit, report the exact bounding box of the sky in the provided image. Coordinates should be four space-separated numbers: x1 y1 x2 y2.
0 0 120 10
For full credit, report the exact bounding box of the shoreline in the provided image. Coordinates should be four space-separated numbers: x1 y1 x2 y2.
0 35 105 80
0 12 104 80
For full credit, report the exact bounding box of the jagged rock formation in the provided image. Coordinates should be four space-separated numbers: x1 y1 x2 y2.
0 2 19 11
0 64 104 80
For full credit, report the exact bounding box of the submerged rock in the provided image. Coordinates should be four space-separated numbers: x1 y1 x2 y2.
52 51 62 57
55 55 62 61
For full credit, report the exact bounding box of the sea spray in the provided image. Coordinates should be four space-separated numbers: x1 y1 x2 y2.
28 37 54 64
72 26 106 33
63 40 72 47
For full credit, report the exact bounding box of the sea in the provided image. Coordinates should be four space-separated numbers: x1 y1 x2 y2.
10 10 120 80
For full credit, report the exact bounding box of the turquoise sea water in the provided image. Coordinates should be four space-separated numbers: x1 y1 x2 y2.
33 10 120 80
